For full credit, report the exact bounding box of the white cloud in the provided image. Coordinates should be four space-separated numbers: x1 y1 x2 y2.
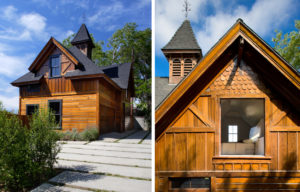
19 13 46 33
0 95 19 112
156 0 296 55
66 30 74 37
0 28 31 41
2 5 17 20
0 5 48 41
61 0 89 9
88 1 124 26
0 52 34 77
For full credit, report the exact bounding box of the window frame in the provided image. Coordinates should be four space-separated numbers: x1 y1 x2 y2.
48 99 62 129
26 104 39 115
218 96 267 157
49 54 61 78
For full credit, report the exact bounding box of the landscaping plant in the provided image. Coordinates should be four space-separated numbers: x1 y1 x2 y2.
0 104 60 191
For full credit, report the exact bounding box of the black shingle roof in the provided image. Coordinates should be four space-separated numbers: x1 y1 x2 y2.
71 24 95 47
155 77 176 107
11 72 43 85
162 20 201 50
11 44 132 89
99 62 132 89
64 46 104 77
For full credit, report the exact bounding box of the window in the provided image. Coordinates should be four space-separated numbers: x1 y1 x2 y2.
27 84 40 92
50 55 60 77
221 99 265 155
228 125 238 142
170 177 210 189
48 100 62 129
26 104 39 115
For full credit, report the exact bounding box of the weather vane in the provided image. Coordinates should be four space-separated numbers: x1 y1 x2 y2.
82 12 86 23
182 0 191 19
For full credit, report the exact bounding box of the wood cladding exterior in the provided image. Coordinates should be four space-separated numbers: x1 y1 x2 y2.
18 43 133 134
155 58 300 191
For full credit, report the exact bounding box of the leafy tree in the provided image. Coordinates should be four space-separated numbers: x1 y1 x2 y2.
107 23 151 126
272 20 300 70
62 34 110 66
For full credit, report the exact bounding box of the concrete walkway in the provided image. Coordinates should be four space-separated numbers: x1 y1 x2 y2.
32 129 151 192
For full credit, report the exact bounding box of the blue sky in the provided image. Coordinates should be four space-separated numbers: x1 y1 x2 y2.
0 0 151 111
155 0 300 77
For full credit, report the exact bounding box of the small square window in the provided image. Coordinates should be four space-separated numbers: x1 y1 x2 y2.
26 104 39 115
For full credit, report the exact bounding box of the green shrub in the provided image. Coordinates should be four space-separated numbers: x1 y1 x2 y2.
0 107 60 191
58 128 99 141
80 128 99 141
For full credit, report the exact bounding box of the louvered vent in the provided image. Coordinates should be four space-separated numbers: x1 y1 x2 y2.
172 59 181 76
184 59 193 76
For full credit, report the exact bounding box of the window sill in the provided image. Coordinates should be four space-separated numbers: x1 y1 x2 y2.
48 76 62 79
213 156 271 160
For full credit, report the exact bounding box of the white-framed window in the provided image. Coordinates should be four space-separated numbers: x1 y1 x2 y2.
228 125 238 142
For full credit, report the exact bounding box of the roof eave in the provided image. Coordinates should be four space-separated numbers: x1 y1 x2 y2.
11 79 41 87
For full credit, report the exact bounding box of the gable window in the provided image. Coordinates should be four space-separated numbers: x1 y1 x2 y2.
26 104 39 115
48 100 62 129
50 55 60 77
221 99 265 155
228 125 238 142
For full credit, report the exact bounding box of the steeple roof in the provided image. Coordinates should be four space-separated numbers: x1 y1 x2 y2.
71 24 95 47
162 20 201 50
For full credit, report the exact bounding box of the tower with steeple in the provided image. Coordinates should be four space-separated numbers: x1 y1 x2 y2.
162 20 202 84
71 24 95 59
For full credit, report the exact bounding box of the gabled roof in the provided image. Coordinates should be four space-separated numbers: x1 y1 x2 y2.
156 19 300 139
71 24 95 48
11 37 132 90
162 20 201 50
28 37 79 72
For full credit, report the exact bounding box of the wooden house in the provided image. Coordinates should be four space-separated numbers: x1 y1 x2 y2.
155 19 300 191
11 24 135 134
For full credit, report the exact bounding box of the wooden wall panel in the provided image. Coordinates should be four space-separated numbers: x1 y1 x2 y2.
99 79 122 133
155 59 300 192
21 78 97 97
20 94 97 132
